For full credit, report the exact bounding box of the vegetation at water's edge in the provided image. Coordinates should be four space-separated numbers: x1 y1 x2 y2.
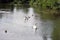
12 0 60 16
13 0 60 9
29 0 60 17
0 0 60 15
0 0 60 10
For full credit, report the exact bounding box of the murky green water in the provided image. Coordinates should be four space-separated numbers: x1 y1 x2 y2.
0 4 60 40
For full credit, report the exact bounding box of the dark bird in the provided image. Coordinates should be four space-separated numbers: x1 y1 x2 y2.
5 30 7 33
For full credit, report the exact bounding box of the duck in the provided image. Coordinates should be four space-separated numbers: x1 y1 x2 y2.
24 16 27 20
5 30 7 33
24 16 30 21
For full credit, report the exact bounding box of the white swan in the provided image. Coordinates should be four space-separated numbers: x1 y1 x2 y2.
32 24 37 32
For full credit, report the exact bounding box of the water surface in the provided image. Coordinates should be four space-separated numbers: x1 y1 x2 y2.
0 6 56 40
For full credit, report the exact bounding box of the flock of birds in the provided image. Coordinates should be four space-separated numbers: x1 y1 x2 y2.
5 14 38 33
4 14 48 40
24 14 38 32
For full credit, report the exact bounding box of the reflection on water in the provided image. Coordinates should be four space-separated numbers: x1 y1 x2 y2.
0 4 14 12
52 18 60 40
0 13 3 18
0 5 59 40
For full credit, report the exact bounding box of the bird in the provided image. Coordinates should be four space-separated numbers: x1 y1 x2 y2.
32 14 34 16
5 30 7 33
24 16 30 21
24 16 28 20
28 16 30 19
32 24 38 32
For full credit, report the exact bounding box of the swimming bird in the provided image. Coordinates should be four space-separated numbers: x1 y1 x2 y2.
5 30 7 33
24 16 30 21
32 24 37 32
24 16 28 20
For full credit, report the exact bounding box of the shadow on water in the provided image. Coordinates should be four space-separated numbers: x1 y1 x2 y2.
52 18 60 40
0 13 3 18
15 4 30 13
0 4 14 12
38 19 53 40
35 9 60 40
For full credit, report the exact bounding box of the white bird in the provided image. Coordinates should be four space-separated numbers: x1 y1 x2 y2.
32 24 37 32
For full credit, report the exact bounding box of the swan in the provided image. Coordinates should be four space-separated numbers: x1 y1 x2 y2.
32 24 37 32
